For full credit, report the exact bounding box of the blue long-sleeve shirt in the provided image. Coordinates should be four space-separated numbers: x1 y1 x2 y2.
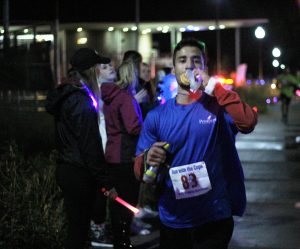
136 93 246 228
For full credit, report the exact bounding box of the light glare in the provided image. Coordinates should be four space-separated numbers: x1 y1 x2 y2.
77 37 88 45
272 47 281 57
272 59 279 67
255 26 265 39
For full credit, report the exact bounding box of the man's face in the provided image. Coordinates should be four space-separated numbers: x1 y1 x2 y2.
173 46 205 89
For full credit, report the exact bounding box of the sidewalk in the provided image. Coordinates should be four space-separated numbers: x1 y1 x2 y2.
229 100 300 249
130 100 300 249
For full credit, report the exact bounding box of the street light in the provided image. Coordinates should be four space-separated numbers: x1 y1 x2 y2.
272 47 281 76
280 64 286 70
255 26 265 39
254 26 266 79
272 59 279 68
215 0 221 74
272 47 281 58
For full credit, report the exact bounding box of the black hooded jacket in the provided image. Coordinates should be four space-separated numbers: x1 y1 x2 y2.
45 79 111 189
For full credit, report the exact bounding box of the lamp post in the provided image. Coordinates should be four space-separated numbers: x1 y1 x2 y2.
135 0 140 51
254 26 265 80
54 0 61 84
2 0 10 51
215 0 221 74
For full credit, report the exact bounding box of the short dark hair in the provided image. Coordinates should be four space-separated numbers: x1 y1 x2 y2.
173 38 206 66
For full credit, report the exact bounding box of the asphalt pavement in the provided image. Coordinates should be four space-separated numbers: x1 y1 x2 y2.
229 99 300 249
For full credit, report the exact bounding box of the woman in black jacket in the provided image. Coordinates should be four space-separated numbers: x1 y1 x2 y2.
45 48 117 249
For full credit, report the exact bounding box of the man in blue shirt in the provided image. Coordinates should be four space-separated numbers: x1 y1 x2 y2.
134 38 258 249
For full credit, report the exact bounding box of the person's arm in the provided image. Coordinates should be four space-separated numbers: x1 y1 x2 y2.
134 142 167 181
75 95 113 189
205 78 258 134
134 111 164 181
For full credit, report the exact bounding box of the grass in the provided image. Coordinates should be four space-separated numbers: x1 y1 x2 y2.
0 142 66 249
0 104 66 248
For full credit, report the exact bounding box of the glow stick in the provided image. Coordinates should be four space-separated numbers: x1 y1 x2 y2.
101 188 140 214
114 196 140 214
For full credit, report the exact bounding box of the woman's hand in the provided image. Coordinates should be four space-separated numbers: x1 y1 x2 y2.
134 89 148 103
103 187 118 199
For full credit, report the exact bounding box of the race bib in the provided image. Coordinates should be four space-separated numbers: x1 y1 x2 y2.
169 161 212 200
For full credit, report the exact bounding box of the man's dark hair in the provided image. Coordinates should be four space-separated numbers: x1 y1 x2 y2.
173 38 206 66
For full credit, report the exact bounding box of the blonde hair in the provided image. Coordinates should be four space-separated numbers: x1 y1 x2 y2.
116 61 137 89
69 65 100 100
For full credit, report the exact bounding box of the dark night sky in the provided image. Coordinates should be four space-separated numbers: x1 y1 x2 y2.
1 0 300 77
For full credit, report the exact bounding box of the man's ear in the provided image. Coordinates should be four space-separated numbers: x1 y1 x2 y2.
171 67 175 74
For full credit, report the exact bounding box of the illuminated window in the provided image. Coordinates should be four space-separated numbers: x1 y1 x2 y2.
187 25 194 31
142 28 151 35
77 37 88 45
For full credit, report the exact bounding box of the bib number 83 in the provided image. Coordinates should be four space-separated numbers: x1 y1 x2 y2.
181 173 198 190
